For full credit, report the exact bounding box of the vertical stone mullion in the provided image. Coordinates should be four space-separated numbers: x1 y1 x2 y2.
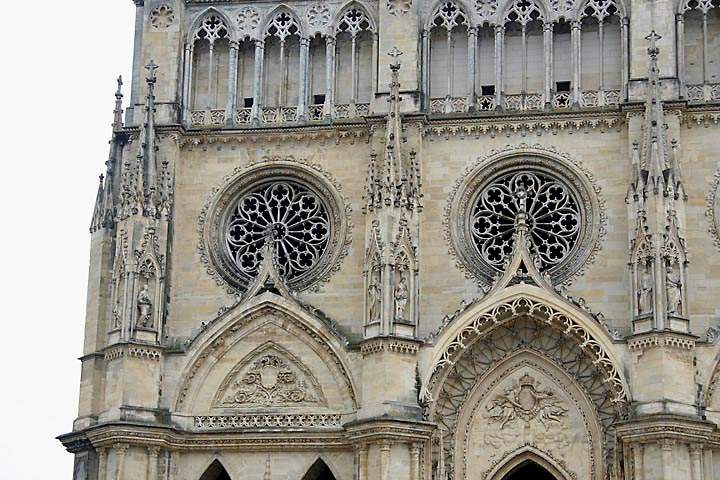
207 42 214 109
251 39 264 122
324 36 336 118
598 19 605 94
495 25 504 108
298 37 309 120
225 41 239 125
467 26 478 109
544 22 553 106
182 43 193 122
422 30 430 108
572 20 581 105
677 15 686 96
621 17 629 101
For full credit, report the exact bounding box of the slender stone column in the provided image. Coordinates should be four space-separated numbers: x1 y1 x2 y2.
571 20 581 105
298 37 310 120
226 41 239 126
182 43 193 123
677 15 686 97
358 444 369 480
422 30 430 108
379 442 391 480
147 446 160 480
446 29 453 99
660 439 675 478
251 39 265 123
409 443 421 480
543 22 553 106
704 448 714 480
324 36 336 118
98 448 108 480
352 35 359 104
598 20 605 94
690 444 704 480
632 443 644 480
114 443 129 480
494 25 504 108
521 25 528 95
703 13 709 84
467 26 478 109
207 43 215 109
621 17 629 101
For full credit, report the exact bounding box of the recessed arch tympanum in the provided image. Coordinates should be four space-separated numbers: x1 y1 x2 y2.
301 458 338 480
422 283 629 480
175 292 358 414
199 460 232 480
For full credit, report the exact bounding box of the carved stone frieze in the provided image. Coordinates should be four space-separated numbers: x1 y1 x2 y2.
213 343 327 408
194 413 343 431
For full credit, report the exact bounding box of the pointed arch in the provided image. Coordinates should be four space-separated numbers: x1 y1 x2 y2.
573 0 627 20
301 458 339 480
489 448 571 480
187 7 236 44
425 0 472 30
499 0 548 25
199 459 232 480
174 292 358 412
333 1 377 33
261 4 306 39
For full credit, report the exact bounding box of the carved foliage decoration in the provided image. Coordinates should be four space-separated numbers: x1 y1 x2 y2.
388 0 413 15
198 156 352 294
213 343 326 408
237 7 261 37
475 0 499 22
445 145 605 288
150 4 175 29
308 3 332 29
428 314 623 480
705 169 720 250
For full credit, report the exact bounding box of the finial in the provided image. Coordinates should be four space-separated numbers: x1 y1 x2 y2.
513 184 529 232
113 75 125 131
645 31 661 59
145 60 159 94
115 76 123 98
388 46 403 70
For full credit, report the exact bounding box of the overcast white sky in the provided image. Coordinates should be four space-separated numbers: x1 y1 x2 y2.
0 1 136 477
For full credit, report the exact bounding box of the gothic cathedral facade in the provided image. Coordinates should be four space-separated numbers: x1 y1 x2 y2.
59 0 720 479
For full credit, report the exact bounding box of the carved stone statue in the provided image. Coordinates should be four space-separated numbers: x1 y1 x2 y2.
137 283 154 328
368 269 381 323
394 273 409 322
666 264 683 315
638 263 653 314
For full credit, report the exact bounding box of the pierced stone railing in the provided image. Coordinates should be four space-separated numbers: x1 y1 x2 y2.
333 102 370 119
580 89 621 107
190 109 226 127
476 95 496 111
308 104 325 121
686 83 720 103
504 93 544 111
429 96 469 114
261 106 297 124
234 107 252 124
552 92 572 108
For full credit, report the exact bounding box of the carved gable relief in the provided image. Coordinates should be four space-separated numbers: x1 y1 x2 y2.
457 357 598 480
213 343 327 409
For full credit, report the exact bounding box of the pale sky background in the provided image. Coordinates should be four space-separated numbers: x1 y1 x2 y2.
0 1 136 477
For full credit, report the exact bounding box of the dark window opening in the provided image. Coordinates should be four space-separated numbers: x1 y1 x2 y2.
199 460 232 480
313 94 326 105
556 81 571 92
301 459 337 480
481 85 496 96
502 460 557 480
243 97 254 108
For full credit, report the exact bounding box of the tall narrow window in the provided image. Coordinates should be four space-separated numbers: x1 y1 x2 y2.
579 0 622 105
308 34 327 119
335 7 375 111
428 1 470 112
190 14 231 124
475 24 496 109
553 20 572 107
263 11 302 120
682 0 720 101
502 0 545 109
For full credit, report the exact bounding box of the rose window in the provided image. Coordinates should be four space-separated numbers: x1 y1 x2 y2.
471 171 581 272
225 181 331 282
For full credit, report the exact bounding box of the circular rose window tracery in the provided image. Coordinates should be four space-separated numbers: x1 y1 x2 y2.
200 159 351 293
225 181 331 281
447 147 604 287
471 171 581 272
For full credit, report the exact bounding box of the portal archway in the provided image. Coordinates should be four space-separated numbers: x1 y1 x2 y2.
502 461 557 480
199 460 232 480
301 459 337 480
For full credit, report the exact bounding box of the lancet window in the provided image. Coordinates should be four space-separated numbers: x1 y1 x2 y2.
188 14 232 125
426 2 471 113
334 8 375 116
679 0 720 102
262 11 303 122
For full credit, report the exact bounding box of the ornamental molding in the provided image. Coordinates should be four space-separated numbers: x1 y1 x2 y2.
444 144 607 288
175 297 358 411
103 344 163 362
423 115 623 139
150 4 175 29
179 128 370 149
705 168 720 249
194 413 343 431
359 338 421 355
626 332 696 353
197 156 353 294
212 342 327 408
422 291 629 408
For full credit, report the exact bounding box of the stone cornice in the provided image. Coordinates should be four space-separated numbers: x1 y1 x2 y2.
627 331 698 353
344 417 435 444
358 337 422 356
614 414 715 445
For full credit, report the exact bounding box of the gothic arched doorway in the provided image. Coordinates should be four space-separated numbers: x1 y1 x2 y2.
199 460 231 480
502 460 557 480
301 459 337 480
